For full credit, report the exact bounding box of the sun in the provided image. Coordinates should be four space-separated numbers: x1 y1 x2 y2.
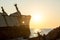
30 12 44 29
32 14 41 22
31 13 42 23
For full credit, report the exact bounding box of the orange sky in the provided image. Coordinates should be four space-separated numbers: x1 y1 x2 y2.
0 0 60 29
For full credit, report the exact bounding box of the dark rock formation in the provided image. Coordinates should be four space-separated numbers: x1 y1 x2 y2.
46 26 60 40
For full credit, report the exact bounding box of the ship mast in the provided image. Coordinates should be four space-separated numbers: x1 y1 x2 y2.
1 7 8 27
1 7 7 14
14 4 21 16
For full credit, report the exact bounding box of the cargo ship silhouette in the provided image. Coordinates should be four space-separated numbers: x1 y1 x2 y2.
0 4 31 39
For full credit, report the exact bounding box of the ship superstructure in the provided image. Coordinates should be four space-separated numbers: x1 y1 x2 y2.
0 4 31 39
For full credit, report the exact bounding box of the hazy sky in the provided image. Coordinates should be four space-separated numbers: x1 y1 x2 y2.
0 0 60 29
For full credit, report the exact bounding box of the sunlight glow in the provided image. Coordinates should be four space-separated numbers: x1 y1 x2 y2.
31 12 43 23
22 21 25 24
30 12 44 29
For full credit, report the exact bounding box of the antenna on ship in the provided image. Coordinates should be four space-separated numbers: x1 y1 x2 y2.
14 4 21 16
1 7 8 26
1 7 7 14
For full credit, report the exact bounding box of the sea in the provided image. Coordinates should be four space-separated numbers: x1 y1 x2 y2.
30 28 52 38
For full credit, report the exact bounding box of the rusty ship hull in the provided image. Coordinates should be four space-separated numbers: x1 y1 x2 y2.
0 4 31 39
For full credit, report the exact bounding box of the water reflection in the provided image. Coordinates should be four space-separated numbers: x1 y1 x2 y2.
30 28 52 38
30 29 41 38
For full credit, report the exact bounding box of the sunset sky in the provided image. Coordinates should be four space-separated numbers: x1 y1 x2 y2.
0 0 60 29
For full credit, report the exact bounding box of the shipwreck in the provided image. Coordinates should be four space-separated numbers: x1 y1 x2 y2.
0 4 31 39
